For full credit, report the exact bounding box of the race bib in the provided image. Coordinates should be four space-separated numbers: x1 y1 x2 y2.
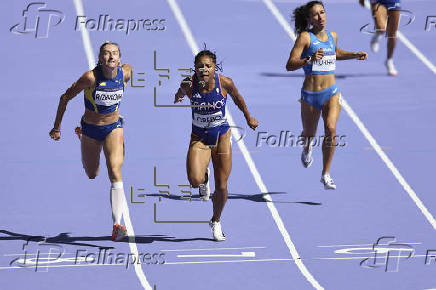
94 89 123 106
192 111 226 128
312 54 336 72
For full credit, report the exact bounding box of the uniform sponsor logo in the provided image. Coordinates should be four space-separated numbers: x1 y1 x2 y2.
192 97 226 111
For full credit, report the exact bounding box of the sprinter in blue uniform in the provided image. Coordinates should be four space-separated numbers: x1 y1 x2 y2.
49 42 132 241
286 1 367 189
359 0 402 75
174 49 258 241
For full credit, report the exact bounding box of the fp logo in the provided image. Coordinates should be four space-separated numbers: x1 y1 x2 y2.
10 2 64 39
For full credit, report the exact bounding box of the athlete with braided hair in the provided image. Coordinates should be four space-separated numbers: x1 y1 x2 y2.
174 49 258 241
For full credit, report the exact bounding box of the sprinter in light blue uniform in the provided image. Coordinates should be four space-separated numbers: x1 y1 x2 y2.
286 1 367 189
50 42 132 242
359 0 402 75
174 49 258 241
300 29 339 110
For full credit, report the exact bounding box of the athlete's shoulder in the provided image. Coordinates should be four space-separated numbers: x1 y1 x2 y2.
121 63 132 82
78 70 96 89
329 31 337 40
121 63 132 73
296 31 311 46
219 74 234 88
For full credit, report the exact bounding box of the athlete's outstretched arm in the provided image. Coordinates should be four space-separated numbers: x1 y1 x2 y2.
221 76 258 131
174 76 193 103
49 71 94 140
332 31 368 60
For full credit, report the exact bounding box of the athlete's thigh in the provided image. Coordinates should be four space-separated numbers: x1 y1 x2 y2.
321 93 341 131
301 99 321 135
103 128 124 170
187 135 211 179
386 9 400 36
81 134 103 172
372 3 388 30
211 130 232 184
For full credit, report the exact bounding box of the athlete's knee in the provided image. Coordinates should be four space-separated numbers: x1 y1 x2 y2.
85 169 99 179
107 163 122 179
188 175 204 188
324 124 336 137
214 180 228 192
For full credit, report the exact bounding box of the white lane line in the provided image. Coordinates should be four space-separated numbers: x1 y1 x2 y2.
73 1 153 289
342 98 436 230
0 253 430 270
317 242 421 248
72 0 95 70
263 0 436 231
176 252 256 258
397 31 436 75
166 0 324 289
160 246 266 252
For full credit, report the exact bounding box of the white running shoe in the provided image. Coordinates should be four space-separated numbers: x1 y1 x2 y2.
209 220 226 241
199 168 210 201
385 59 398 76
320 173 337 190
301 147 313 168
370 33 381 53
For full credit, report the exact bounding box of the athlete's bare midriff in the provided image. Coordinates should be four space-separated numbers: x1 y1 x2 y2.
83 108 120 126
302 74 336 92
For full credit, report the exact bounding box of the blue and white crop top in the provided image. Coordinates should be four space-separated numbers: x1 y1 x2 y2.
190 72 228 129
84 65 124 114
301 30 336 75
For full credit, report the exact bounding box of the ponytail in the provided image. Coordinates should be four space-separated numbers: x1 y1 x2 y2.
292 1 324 35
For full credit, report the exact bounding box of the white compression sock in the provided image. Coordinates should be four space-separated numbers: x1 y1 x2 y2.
110 181 124 225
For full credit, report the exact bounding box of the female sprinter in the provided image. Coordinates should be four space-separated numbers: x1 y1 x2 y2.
174 50 258 241
286 1 367 189
49 42 132 241
359 0 401 76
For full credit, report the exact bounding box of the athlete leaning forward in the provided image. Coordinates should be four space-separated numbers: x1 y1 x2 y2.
174 49 258 241
50 41 132 241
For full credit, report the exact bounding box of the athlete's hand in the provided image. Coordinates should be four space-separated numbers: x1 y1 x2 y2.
312 48 324 61
174 88 185 103
49 128 61 141
355 51 368 60
246 116 258 130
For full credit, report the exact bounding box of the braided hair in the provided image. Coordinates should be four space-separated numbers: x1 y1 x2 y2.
194 44 223 71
